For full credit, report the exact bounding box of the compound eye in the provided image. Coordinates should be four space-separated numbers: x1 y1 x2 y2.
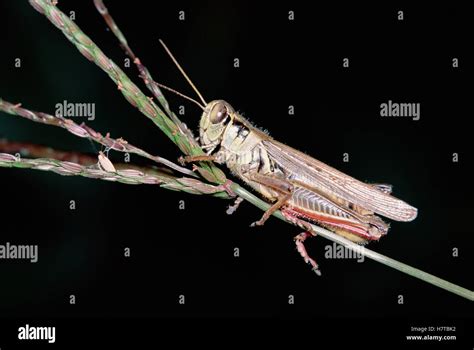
210 103 228 124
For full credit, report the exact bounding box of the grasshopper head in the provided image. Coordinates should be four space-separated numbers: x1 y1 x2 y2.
199 100 234 152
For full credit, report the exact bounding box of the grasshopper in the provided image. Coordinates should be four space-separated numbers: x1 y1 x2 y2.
158 41 418 274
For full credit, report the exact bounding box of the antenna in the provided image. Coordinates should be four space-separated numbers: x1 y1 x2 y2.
154 82 205 110
159 39 207 107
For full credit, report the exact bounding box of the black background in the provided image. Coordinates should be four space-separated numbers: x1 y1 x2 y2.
0 0 472 347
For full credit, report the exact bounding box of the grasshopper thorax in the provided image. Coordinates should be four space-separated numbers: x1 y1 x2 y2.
199 100 235 153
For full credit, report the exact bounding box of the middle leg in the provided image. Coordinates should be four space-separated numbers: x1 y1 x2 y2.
245 172 294 227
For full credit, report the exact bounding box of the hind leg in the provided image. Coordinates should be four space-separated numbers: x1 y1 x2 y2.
281 209 321 275
294 232 321 276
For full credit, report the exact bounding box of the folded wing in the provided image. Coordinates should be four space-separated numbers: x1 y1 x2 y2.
263 140 417 222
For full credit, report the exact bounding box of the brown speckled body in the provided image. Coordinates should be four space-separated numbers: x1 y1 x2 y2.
199 100 417 243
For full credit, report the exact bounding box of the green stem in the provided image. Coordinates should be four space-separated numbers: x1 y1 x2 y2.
0 152 229 197
233 184 474 301
29 0 226 184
